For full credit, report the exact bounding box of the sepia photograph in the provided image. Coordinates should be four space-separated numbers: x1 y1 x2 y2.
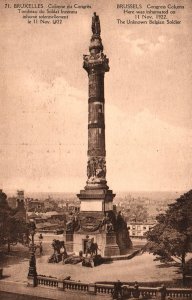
0 0 192 299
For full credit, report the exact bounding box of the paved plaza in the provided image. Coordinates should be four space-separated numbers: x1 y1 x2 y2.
0 235 182 286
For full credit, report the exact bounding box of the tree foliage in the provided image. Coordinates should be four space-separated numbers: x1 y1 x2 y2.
146 190 192 281
124 204 148 222
0 191 28 251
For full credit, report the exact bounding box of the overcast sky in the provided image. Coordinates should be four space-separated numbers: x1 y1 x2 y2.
1 0 192 193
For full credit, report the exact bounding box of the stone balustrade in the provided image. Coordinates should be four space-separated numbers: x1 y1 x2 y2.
33 275 192 299
139 286 158 298
96 283 113 294
166 288 192 298
37 275 58 288
63 279 88 292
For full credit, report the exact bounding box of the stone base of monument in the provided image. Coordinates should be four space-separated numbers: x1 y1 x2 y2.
65 242 73 253
104 244 120 256
27 276 37 287
65 230 120 257
77 188 115 212
65 233 74 253
64 185 132 258
104 232 120 256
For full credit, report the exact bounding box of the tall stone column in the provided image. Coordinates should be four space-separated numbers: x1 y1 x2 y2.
83 18 109 190
77 13 115 211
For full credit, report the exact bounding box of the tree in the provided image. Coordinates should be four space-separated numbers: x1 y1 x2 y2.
0 190 11 249
0 190 29 252
146 190 192 283
125 204 148 222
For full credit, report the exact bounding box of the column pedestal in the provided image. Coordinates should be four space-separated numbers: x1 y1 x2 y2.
65 186 120 257
65 230 120 257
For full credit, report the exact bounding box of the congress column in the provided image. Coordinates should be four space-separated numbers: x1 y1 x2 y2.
65 13 126 257
83 12 109 190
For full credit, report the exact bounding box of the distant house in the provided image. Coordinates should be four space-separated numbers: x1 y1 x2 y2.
127 221 156 238
28 211 66 233
7 190 26 222
7 190 25 210
67 203 80 213
35 222 59 232
26 198 45 212
44 198 57 211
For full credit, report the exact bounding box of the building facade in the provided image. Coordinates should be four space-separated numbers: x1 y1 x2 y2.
128 222 156 238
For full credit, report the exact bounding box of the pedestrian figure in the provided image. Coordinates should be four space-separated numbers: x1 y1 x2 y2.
39 242 43 255
38 233 43 240
132 281 140 298
113 280 122 299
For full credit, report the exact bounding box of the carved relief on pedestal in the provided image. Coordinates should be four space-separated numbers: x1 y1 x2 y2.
87 157 106 182
80 215 101 232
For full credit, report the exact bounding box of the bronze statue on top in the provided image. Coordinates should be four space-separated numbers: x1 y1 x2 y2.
92 12 101 35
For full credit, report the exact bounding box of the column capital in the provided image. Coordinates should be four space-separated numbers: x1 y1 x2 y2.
83 52 109 74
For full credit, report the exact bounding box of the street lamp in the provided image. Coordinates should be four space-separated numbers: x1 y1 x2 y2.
27 221 37 287
38 233 43 255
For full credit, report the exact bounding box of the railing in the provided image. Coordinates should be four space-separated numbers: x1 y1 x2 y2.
64 280 88 292
139 286 157 298
37 275 59 288
167 288 192 298
34 276 192 299
96 283 114 294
